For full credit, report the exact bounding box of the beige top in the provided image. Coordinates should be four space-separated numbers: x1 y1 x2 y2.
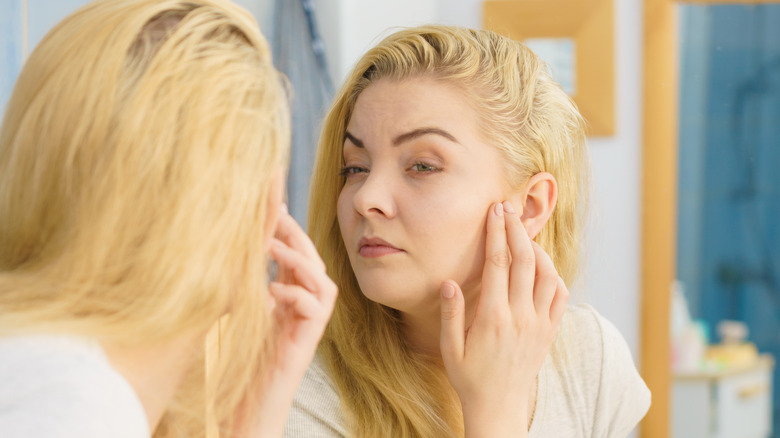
284 304 651 437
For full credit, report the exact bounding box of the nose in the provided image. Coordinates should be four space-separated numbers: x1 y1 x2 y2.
351 170 397 219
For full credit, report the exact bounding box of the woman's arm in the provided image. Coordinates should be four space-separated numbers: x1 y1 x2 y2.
439 201 568 438
251 206 338 437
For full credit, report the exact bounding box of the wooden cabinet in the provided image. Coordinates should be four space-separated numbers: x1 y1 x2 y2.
672 355 774 438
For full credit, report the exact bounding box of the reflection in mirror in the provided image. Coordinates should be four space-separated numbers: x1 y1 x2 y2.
673 4 780 438
523 38 577 95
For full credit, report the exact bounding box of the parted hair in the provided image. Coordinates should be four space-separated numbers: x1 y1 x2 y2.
308 25 590 437
0 0 289 436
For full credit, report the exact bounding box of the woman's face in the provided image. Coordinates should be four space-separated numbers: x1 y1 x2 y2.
337 77 513 315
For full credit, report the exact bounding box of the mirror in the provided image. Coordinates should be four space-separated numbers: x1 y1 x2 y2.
672 3 780 438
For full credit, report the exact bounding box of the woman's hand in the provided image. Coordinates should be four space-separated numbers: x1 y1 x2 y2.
253 205 337 437
268 205 337 376
439 201 568 437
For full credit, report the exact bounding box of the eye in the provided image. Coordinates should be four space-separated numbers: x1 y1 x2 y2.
411 162 440 173
339 166 369 177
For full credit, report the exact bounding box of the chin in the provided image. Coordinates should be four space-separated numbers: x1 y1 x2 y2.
358 284 409 311
356 276 440 314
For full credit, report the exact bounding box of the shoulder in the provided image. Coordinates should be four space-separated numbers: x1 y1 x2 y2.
554 303 643 373
545 304 651 436
284 353 347 438
0 335 149 438
550 303 614 382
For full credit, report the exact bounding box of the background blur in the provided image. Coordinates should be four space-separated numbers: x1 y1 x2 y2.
2 1 778 437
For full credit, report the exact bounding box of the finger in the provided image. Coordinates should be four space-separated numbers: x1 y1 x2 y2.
270 238 330 297
530 240 558 316
549 276 569 327
274 206 325 271
269 282 324 321
480 202 510 313
439 281 465 367
503 201 536 314
269 283 331 346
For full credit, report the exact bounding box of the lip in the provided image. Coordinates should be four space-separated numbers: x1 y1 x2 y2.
357 236 404 258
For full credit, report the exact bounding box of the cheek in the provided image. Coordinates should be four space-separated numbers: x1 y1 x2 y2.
444 204 489 256
336 188 353 236
414 190 490 257
418 184 499 280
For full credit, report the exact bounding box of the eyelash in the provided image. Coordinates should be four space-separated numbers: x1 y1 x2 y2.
410 162 441 173
339 162 441 177
338 166 367 176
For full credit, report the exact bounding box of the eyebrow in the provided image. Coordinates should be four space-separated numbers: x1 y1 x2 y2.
344 131 364 148
343 127 459 149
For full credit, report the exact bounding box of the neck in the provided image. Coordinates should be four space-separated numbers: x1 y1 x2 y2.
101 331 204 432
400 285 480 358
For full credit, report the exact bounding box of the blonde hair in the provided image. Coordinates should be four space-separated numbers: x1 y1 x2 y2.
0 1 289 436
308 26 590 437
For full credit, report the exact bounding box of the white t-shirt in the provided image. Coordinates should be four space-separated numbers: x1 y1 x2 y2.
284 304 651 437
0 335 150 438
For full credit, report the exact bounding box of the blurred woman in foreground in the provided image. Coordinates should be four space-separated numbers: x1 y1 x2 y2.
0 1 335 437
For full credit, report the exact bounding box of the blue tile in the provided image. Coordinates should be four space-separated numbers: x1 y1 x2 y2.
0 0 24 117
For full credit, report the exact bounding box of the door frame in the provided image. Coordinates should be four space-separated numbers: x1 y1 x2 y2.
640 1 779 437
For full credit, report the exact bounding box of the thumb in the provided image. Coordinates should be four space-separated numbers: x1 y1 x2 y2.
440 281 465 367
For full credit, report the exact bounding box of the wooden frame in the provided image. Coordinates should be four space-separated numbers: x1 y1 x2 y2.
641 0 676 436
642 1 780 437
483 0 614 136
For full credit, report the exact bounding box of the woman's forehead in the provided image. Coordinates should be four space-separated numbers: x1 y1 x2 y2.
347 78 480 137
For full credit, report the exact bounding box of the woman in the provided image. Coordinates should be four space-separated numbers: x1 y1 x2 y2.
285 26 650 437
0 1 335 437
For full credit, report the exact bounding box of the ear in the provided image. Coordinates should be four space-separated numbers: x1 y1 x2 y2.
508 172 557 239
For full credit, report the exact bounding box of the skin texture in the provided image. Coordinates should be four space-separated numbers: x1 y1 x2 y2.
337 77 568 436
338 78 509 353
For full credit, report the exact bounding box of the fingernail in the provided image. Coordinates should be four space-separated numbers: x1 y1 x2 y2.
280 203 288 214
441 283 455 299
493 202 504 217
503 201 516 214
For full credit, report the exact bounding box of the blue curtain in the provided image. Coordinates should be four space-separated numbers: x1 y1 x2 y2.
678 5 780 435
272 0 334 226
